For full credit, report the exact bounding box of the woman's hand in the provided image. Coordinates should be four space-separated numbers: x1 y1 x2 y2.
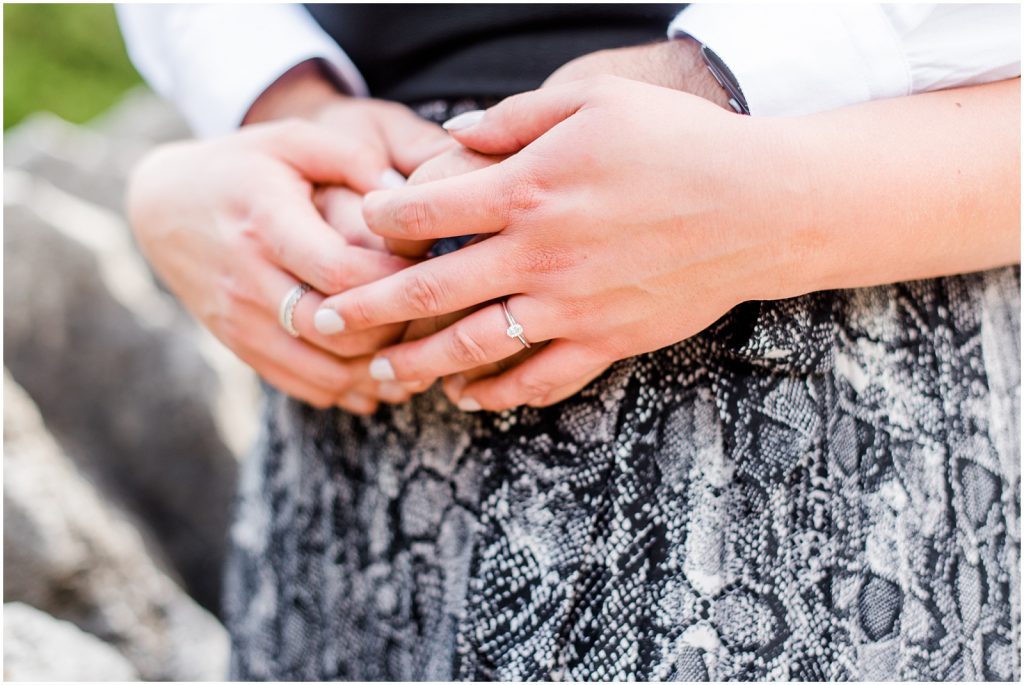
126 118 425 412
378 42 733 409
318 75 1019 412
390 145 606 409
316 77 777 411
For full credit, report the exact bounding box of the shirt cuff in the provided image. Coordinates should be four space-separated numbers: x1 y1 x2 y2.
668 4 910 117
166 4 368 137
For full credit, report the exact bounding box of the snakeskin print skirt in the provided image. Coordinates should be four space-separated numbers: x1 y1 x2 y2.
223 99 1021 681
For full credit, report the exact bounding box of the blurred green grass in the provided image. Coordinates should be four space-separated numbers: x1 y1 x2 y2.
4 3 142 129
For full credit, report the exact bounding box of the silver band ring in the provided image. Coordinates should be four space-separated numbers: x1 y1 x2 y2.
501 299 531 349
278 283 311 337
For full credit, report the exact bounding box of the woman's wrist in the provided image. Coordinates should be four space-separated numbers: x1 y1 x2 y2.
695 112 822 306
757 118 835 302
762 80 1020 301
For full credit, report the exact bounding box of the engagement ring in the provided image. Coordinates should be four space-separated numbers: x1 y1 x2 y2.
501 299 530 349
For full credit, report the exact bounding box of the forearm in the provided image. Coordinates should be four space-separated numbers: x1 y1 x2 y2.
770 78 1020 300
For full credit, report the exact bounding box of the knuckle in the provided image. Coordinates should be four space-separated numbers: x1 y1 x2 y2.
219 272 259 311
312 255 351 294
235 204 278 255
503 168 544 219
343 295 375 329
514 242 578 276
447 327 491 367
515 374 555 402
235 208 266 244
402 272 448 315
393 198 433 238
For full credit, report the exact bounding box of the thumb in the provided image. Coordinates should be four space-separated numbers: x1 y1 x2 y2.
258 119 395 194
441 80 590 155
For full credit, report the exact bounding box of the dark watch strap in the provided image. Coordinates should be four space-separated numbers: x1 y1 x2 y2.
700 44 750 115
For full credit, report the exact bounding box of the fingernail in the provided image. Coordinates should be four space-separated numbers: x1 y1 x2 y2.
369 357 396 382
377 381 408 403
442 110 485 131
380 168 406 189
448 374 467 397
457 397 482 412
314 309 346 334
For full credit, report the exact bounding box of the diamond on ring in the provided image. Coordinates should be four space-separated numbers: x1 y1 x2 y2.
278 283 311 338
501 300 530 349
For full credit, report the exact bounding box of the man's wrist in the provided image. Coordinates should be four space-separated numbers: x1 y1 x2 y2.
661 38 734 110
243 59 348 125
544 39 735 110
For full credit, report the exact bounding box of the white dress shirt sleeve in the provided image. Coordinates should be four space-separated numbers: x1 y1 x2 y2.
669 4 1021 117
116 4 368 137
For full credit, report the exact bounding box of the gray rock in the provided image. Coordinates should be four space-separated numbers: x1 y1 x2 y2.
3 166 259 611
3 372 230 680
3 90 189 216
3 602 140 681
91 87 191 144
3 114 129 215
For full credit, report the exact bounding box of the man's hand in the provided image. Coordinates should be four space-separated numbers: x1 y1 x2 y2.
246 60 456 176
542 38 732 109
126 59 456 412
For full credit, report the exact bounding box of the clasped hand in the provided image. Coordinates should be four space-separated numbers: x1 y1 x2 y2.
129 46 807 414
318 76 808 411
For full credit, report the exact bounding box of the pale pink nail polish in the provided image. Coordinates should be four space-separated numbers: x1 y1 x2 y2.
442 110 485 131
380 169 406 189
457 397 482 412
315 309 346 334
369 357 396 382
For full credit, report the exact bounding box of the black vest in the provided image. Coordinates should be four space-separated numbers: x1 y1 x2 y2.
306 4 686 104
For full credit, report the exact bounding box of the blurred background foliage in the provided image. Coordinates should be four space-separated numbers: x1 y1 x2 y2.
4 3 141 129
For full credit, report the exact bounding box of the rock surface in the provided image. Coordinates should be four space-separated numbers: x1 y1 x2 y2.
3 92 260 612
3 602 140 682
3 371 231 680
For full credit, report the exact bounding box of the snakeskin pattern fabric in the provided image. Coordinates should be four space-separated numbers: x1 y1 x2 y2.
224 264 1020 681
222 103 1020 683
